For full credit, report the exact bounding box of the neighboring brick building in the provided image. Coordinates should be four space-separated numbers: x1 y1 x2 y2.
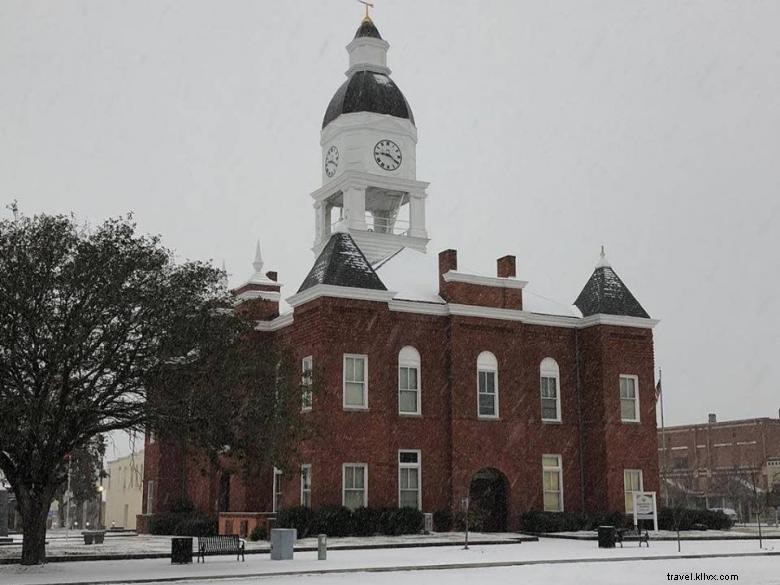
658 413 780 519
141 15 660 532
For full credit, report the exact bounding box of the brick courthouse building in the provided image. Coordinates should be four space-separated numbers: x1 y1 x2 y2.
141 15 660 532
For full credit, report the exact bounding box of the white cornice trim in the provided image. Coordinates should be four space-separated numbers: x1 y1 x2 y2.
579 314 660 329
443 271 528 290
255 312 294 332
321 112 418 145
286 284 397 308
260 287 658 331
388 299 449 316
235 290 281 302
391 302 658 330
310 171 429 203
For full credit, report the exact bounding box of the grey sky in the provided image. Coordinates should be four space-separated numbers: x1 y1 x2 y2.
2 0 779 454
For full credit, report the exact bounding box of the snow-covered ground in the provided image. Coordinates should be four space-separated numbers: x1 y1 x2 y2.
0 537 776 585
0 531 526 560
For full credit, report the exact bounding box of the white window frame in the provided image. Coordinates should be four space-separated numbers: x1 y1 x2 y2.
272 467 283 513
301 356 313 411
398 450 422 510
342 463 368 510
619 374 640 423
624 469 644 513
540 357 562 423
300 464 312 508
477 351 499 419
146 480 155 514
542 454 564 512
343 354 368 410
398 346 421 415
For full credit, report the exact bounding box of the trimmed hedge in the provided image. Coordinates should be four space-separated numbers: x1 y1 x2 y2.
518 508 734 533
658 508 733 531
148 511 217 536
249 525 268 541
275 506 423 538
519 510 629 533
433 508 453 532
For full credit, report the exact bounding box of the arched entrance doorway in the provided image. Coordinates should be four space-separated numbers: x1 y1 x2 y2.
469 468 509 532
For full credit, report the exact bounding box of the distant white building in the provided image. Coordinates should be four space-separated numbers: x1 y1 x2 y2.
104 451 144 530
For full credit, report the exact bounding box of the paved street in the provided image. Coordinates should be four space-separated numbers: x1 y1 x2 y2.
1 537 776 585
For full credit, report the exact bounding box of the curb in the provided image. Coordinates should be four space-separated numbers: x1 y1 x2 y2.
19 549 780 585
520 531 780 542
0 537 535 565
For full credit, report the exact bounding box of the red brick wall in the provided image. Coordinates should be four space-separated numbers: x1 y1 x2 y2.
141 295 658 531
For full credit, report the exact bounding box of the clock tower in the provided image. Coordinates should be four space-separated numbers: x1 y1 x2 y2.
311 15 430 264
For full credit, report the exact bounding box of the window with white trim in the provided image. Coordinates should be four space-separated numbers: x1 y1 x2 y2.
620 375 639 422
398 450 421 509
542 455 563 512
273 467 283 513
343 355 368 409
398 346 421 415
477 351 498 418
300 465 312 507
146 480 155 514
540 357 561 422
624 469 643 513
343 464 367 510
301 356 313 411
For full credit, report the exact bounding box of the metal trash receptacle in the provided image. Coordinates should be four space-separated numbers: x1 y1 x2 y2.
171 536 193 564
597 525 616 548
270 528 297 560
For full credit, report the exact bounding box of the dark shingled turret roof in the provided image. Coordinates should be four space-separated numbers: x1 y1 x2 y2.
298 232 387 293
574 258 650 319
322 70 415 129
355 17 382 39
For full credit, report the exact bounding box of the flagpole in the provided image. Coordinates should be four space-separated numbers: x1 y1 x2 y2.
658 368 669 507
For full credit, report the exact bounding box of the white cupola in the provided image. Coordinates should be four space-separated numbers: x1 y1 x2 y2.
310 14 430 264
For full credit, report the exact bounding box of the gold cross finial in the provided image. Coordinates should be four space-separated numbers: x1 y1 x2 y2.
358 0 374 20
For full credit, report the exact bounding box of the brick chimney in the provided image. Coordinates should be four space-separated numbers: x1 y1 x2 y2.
708 413 717 424
439 249 458 275
438 249 457 300
497 255 516 278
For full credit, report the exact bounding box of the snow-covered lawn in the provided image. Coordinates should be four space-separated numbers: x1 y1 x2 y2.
0 531 525 560
0 536 776 585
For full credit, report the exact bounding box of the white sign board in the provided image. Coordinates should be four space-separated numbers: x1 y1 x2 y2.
633 491 659 531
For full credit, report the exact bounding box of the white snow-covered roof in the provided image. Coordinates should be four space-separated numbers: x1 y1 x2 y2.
373 247 444 304
374 247 579 317
522 287 582 318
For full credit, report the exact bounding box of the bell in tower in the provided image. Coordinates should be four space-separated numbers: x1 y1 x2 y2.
310 12 430 264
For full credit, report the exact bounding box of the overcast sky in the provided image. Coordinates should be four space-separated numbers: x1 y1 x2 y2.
2 1 779 458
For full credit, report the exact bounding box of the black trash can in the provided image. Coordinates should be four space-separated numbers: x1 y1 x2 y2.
597 525 616 548
171 537 193 564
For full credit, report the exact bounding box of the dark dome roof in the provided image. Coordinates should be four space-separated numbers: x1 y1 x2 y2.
355 17 382 39
322 70 415 129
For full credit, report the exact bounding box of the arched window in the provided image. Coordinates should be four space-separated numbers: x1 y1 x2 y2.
477 351 499 418
540 357 561 422
398 346 421 415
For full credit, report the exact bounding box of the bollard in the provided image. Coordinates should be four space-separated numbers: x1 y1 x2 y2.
317 534 327 560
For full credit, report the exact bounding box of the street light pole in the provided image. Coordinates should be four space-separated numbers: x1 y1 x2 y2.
65 455 72 541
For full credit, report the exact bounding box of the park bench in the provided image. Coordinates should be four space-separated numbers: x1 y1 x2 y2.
616 526 649 547
197 534 246 562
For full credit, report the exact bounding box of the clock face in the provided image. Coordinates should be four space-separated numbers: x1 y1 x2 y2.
324 145 339 177
373 139 402 171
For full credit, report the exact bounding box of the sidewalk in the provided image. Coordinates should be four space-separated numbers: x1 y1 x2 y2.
0 537 775 585
0 531 531 564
